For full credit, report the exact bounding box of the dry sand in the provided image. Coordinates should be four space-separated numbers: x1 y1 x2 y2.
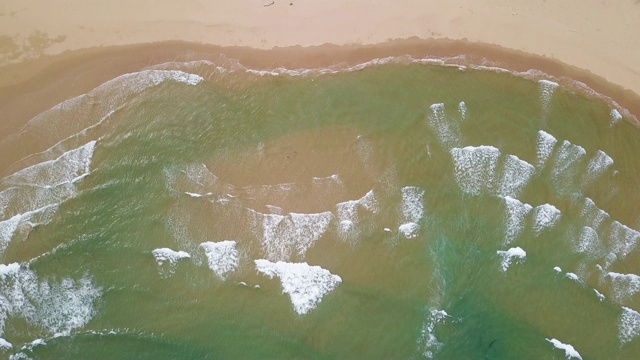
1 0 639 93
0 0 639 133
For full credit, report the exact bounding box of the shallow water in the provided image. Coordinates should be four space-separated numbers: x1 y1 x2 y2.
1 57 640 359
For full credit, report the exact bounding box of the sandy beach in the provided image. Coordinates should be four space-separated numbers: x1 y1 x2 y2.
1 0 640 133
3 2 640 358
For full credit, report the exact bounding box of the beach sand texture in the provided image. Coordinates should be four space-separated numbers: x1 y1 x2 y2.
2 2 640 358
0 1 639 141
1 0 639 95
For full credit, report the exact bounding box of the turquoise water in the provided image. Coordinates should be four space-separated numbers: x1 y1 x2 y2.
1 56 640 359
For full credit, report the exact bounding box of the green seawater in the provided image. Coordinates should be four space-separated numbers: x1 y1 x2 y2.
1 59 640 359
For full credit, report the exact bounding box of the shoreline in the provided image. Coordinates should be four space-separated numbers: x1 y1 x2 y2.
1 38 640 139
1 1 639 95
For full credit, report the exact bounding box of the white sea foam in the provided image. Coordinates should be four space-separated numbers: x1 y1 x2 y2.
532 204 561 235
278 183 294 193
290 213 333 256
580 198 610 231
498 155 535 198
0 141 97 259
575 262 590 283
450 146 500 195
335 190 379 241
91 70 203 95
0 264 101 343
594 289 606 301
312 174 342 186
338 219 355 233
619 307 640 344
401 186 425 223
335 201 358 229
242 184 273 201
610 109 623 125
551 140 587 196
606 272 640 304
249 210 333 261
0 263 20 278
26 69 203 145
604 253 618 270
539 80 559 119
185 164 218 187
458 101 467 120
151 248 191 278
265 205 284 215
0 188 16 219
0 204 60 259
0 215 22 258
418 309 449 359
536 130 558 169
399 223 420 239
152 248 191 264
10 338 45 355
2 141 96 188
254 260 341 315
9 353 29 359
29 339 45 347
449 146 534 197
148 59 220 72
180 164 218 195
574 226 604 257
566 273 580 282
582 150 614 187
22 204 59 229
0 337 11 350
502 196 533 244
427 103 460 149
177 54 634 127
357 190 379 214
355 136 375 176
554 266 563 273
545 338 582 360
243 55 443 77
608 221 640 258
497 247 526 272
199 241 239 280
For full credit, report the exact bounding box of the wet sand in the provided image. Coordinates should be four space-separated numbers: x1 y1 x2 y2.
2 23 640 356
1 0 639 95
1 39 640 139
1 2 640 177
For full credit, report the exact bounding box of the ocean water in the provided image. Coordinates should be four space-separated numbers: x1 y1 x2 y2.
1 55 640 359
